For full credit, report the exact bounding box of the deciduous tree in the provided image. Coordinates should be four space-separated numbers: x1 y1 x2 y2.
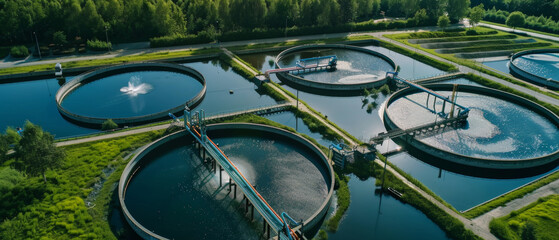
15 121 65 183
506 11 525 30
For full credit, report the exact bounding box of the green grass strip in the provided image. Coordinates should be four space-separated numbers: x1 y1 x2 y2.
489 195 559 240
481 20 559 42
0 48 222 77
383 32 559 101
372 158 482 240
378 40 458 72
325 173 350 232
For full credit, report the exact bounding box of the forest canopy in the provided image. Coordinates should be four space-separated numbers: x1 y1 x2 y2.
0 0 471 46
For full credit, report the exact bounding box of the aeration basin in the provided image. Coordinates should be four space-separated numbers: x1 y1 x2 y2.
384 84 559 170
56 62 206 126
118 123 334 239
275 44 396 93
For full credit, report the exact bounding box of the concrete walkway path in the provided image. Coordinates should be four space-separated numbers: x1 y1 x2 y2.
472 179 559 234
478 22 559 43
370 33 559 106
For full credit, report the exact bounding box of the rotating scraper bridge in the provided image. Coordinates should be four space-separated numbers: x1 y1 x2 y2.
182 108 302 240
263 55 338 78
370 72 470 145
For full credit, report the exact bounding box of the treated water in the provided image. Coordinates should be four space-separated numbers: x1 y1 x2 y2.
513 53 559 81
124 132 330 239
387 91 559 160
61 71 204 119
278 48 394 84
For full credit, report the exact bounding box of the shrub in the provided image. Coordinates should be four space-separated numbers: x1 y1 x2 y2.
465 29 478 35
150 33 213 48
10 46 29 58
101 119 118 131
86 40 111 51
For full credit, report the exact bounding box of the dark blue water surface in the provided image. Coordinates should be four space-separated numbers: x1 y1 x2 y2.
125 132 330 239
61 71 204 119
0 77 97 138
263 111 335 147
184 61 278 116
242 48 559 213
0 59 277 138
328 175 452 240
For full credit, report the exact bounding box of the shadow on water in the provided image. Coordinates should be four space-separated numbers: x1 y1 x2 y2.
392 138 559 179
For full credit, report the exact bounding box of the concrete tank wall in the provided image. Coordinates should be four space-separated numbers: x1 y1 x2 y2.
55 62 206 126
118 123 334 239
274 44 397 92
383 84 559 170
509 49 559 89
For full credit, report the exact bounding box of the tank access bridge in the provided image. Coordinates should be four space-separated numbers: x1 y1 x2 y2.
370 72 470 145
261 55 338 79
182 107 303 240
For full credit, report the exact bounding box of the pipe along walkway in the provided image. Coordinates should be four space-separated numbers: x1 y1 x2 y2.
182 108 301 240
371 72 470 145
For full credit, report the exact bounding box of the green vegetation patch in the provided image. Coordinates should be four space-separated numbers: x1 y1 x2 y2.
10 46 29 58
325 172 350 232
437 42 551 54
0 47 10 59
0 48 221 77
393 29 497 39
489 195 559 240
0 130 164 239
384 29 559 101
410 34 518 44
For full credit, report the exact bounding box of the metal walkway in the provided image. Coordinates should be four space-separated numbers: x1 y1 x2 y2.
183 108 300 240
264 55 337 78
370 72 471 145
370 113 468 144
388 72 470 119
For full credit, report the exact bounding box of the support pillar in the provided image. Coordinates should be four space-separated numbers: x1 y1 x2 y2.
219 166 224 187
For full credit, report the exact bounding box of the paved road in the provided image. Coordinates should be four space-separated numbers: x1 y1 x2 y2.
472 178 559 233
0 33 354 69
0 22 469 70
479 22 559 43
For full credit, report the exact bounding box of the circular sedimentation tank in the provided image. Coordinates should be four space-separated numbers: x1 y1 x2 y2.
118 123 334 239
509 49 559 89
275 44 396 93
383 84 559 170
56 62 206 126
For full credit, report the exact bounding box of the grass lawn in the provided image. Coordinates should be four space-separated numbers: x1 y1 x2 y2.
384 27 559 99
489 194 559 240
481 20 559 42
0 130 165 239
0 48 222 77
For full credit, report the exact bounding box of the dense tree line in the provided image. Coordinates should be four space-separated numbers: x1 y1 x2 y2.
0 0 472 46
484 7 559 35
471 0 559 21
